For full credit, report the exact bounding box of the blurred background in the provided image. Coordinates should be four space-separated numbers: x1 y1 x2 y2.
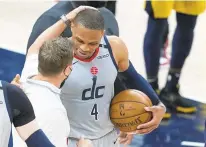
0 1 206 147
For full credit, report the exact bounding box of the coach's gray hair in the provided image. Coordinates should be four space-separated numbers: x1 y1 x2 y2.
38 37 74 77
73 9 105 30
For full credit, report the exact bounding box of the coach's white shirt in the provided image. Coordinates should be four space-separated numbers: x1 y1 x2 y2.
12 54 70 147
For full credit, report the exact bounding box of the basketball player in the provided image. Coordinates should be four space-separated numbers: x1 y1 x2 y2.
143 0 206 118
105 1 117 15
160 22 170 66
0 80 54 147
18 6 166 146
26 0 119 51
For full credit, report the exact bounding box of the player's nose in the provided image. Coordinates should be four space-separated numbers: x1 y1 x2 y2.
80 44 90 52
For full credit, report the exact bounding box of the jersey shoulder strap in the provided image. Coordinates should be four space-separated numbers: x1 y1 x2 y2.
102 36 118 70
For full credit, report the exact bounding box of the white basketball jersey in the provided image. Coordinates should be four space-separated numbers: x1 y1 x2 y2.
61 36 118 139
0 82 12 147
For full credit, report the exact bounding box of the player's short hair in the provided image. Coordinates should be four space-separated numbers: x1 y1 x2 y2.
38 37 74 77
73 9 105 30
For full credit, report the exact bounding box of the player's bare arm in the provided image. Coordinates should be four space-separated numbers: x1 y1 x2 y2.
108 35 129 72
108 36 166 135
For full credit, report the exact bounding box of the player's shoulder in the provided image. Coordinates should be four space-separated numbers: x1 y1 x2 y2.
106 36 128 63
107 35 121 42
107 36 126 48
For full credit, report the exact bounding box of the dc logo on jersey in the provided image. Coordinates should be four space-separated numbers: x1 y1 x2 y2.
82 67 105 101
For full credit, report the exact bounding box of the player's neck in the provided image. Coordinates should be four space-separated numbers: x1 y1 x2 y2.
33 74 61 88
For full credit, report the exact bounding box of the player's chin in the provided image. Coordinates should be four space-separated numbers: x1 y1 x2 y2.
77 52 90 59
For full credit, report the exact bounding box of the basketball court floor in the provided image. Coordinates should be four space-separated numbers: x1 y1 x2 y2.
0 1 206 147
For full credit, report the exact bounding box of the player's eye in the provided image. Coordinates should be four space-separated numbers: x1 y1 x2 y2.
76 38 84 44
89 43 98 46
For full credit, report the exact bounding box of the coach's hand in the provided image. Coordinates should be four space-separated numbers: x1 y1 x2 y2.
77 137 93 147
133 102 166 134
118 131 133 145
11 74 22 88
66 6 98 23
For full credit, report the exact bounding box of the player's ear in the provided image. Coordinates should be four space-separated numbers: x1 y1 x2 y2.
64 65 72 77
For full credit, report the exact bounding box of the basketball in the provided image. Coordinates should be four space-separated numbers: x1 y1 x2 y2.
110 89 153 132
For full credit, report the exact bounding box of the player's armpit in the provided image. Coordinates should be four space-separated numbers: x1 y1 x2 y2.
108 36 129 72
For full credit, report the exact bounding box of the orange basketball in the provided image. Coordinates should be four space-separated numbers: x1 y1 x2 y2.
110 89 153 132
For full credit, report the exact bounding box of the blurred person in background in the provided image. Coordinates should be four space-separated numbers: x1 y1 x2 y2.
143 0 206 119
26 0 119 51
105 1 117 15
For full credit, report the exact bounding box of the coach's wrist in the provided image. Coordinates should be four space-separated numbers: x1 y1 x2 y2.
60 14 71 27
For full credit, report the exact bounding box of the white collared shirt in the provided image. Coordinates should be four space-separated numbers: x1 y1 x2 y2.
13 54 70 147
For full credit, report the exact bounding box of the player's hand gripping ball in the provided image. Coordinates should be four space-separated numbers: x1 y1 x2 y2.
110 89 153 132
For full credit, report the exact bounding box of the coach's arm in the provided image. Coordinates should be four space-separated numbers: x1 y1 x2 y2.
26 6 97 57
108 36 166 135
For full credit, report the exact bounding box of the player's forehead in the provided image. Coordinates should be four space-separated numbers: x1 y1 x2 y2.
74 24 102 36
75 35 100 43
73 31 102 44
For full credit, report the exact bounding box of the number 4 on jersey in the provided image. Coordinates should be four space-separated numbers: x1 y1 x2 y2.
91 104 98 120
